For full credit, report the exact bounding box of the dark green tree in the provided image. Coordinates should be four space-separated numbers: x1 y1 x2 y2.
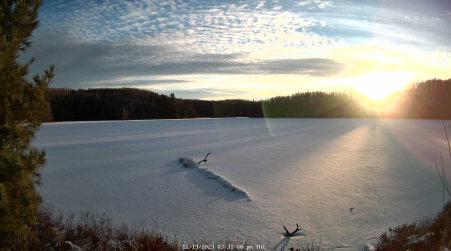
0 0 54 247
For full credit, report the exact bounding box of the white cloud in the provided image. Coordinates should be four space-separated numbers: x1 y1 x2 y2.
296 0 331 9
317 1 332 9
29 0 450 94
428 51 451 66
404 15 441 22
37 0 336 58
297 1 311 6
256 1 265 10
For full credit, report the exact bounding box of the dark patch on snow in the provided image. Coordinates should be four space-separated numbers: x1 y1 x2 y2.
177 157 248 196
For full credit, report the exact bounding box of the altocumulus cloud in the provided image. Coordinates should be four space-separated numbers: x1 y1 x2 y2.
26 32 343 87
21 0 451 99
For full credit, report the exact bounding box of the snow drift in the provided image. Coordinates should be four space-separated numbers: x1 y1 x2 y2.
177 156 249 197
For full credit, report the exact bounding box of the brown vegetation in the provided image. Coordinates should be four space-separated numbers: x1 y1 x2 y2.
0 205 333 251
375 201 451 251
2 205 179 251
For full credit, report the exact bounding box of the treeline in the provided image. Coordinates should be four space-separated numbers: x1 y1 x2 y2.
386 78 451 119
47 88 263 121
261 91 368 118
261 78 451 119
46 78 451 122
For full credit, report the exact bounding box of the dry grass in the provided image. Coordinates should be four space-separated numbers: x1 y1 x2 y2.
0 205 332 251
2 205 178 251
375 201 451 251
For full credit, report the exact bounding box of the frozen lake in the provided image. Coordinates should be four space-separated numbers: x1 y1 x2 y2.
34 118 451 250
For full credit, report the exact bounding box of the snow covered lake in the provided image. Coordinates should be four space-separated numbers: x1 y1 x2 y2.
34 118 451 250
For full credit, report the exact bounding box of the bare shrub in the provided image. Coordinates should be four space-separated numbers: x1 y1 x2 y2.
178 156 198 168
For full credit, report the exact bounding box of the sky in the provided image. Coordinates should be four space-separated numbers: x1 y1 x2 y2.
22 0 451 100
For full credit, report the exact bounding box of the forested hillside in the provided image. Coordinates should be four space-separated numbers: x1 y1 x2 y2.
48 88 263 121
261 78 451 119
46 78 451 122
388 78 451 119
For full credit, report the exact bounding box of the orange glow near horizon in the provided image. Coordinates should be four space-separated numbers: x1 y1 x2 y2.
351 86 407 118
348 71 416 101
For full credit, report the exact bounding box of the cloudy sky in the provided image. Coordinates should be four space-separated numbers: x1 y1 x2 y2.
23 0 451 100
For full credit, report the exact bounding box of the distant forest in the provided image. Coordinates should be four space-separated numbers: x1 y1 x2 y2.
46 78 451 122
47 88 264 121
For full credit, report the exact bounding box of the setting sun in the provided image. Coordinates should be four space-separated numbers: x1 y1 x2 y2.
349 71 416 100
4 0 451 250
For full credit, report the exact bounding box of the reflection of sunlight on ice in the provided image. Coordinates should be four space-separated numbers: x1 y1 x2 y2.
381 120 451 171
281 121 422 248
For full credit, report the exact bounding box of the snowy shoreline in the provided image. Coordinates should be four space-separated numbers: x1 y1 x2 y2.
35 118 451 250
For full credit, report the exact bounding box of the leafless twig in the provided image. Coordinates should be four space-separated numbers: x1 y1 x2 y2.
434 120 451 206
198 152 212 165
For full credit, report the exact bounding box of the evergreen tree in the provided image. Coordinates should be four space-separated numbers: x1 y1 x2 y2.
0 0 54 247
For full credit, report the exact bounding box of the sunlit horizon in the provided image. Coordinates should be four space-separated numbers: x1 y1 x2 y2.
23 0 451 100
328 71 417 101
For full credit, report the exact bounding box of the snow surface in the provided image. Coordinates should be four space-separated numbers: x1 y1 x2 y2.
177 156 249 196
34 118 451 250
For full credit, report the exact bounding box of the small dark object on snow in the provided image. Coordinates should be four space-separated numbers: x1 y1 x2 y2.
198 152 212 165
350 207 353 212
283 223 302 237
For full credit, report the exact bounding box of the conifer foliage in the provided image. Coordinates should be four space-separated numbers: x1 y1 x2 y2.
0 0 54 247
